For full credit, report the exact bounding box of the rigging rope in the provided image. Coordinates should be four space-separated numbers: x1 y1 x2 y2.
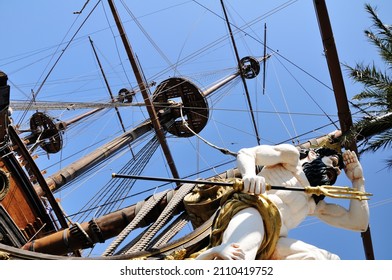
125 183 195 253
18 0 102 126
72 136 159 222
147 212 189 250
101 188 170 256
179 104 237 157
274 55 339 130
101 137 158 214
119 0 175 71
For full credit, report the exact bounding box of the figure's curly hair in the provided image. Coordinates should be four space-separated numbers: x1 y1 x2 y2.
300 147 344 204
300 147 344 169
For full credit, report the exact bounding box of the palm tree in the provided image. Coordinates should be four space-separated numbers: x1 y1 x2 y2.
345 4 392 167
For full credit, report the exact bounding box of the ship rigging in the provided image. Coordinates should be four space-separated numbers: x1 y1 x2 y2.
1 0 391 260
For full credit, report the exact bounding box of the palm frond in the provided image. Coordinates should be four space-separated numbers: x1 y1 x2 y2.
344 4 392 169
365 4 392 39
386 158 392 169
347 63 391 88
364 4 392 67
365 30 392 65
361 130 392 153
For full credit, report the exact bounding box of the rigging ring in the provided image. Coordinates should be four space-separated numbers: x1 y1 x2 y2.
240 56 260 79
153 77 209 137
29 112 64 154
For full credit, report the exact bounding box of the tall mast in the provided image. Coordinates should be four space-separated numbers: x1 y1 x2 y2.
107 0 179 179
313 0 374 260
89 36 127 135
220 0 261 145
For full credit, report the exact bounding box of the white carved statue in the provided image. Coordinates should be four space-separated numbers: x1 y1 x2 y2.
196 144 369 260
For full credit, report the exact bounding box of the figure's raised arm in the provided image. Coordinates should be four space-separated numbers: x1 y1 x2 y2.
314 150 369 232
237 144 300 194
343 150 365 189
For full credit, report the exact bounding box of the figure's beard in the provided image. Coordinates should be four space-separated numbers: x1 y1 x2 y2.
302 158 338 203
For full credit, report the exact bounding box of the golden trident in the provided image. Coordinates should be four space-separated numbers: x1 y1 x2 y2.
227 178 372 201
112 174 372 201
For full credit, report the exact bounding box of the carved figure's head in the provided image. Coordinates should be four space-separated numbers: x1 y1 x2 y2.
300 148 344 203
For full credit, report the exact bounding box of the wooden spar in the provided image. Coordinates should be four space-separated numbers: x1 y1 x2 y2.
220 0 261 145
107 0 179 180
89 36 134 157
313 0 375 260
43 120 153 193
21 108 103 147
202 73 239 97
10 100 135 110
313 0 354 137
89 36 127 134
262 23 267 95
63 107 104 126
40 114 325 193
20 187 182 255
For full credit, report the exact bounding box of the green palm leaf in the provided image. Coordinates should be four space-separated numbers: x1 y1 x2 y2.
345 4 392 167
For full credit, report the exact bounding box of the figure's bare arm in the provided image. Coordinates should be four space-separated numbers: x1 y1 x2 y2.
237 144 300 194
315 150 369 231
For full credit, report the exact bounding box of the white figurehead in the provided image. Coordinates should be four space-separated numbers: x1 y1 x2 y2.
196 144 369 260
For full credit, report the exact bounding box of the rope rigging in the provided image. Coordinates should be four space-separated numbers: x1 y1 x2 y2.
101 188 170 256
72 136 160 222
18 1 102 127
179 104 237 157
2 0 385 260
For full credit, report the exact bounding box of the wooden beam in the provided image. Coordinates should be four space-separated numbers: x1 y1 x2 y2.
313 0 375 260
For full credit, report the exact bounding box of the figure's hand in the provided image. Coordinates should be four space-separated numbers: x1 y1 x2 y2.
213 243 245 260
195 243 245 260
343 150 363 182
242 175 266 195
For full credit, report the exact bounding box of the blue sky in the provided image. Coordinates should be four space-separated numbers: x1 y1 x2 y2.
1 0 391 260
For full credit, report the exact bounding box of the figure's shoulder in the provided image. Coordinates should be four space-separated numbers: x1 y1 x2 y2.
238 144 300 167
239 143 299 155
273 144 300 155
